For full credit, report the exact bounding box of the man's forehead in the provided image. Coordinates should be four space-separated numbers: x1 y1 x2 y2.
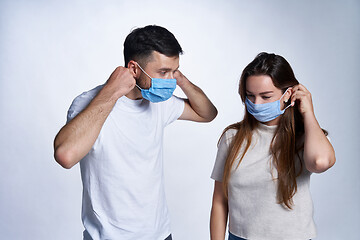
151 51 178 61
145 51 179 69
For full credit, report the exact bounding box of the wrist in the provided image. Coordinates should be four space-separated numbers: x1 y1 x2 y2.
102 83 125 101
302 110 315 120
177 77 191 89
303 111 319 129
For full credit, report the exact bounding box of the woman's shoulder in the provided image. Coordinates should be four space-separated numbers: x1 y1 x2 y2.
219 127 239 146
223 127 238 137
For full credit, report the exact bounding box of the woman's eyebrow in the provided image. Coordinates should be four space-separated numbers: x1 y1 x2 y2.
259 91 274 95
246 91 274 94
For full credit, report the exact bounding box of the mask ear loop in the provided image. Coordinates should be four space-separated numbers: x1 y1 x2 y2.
135 84 142 90
280 88 293 111
135 63 153 91
283 102 293 111
136 63 152 79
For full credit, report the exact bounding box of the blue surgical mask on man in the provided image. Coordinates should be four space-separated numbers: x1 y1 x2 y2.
245 89 292 122
135 63 177 103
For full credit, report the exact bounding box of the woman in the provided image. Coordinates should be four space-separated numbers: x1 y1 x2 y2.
210 52 335 240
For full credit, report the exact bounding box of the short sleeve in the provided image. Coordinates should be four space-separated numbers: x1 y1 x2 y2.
66 85 103 123
67 100 83 123
211 129 235 182
161 95 185 126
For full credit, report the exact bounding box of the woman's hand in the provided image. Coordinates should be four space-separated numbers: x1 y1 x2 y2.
290 84 314 117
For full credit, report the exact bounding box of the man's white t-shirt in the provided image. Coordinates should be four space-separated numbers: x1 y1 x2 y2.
67 85 185 240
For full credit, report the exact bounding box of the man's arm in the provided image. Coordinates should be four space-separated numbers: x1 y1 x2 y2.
53 67 135 169
175 71 218 122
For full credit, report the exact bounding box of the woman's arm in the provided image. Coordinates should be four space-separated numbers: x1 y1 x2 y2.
210 181 228 240
290 84 336 173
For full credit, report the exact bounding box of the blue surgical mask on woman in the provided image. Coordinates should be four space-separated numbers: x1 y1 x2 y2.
136 63 177 103
245 89 292 122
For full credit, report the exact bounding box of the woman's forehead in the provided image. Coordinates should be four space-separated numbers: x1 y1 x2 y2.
246 75 279 93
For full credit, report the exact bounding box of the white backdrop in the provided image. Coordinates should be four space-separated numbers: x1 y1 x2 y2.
0 0 359 239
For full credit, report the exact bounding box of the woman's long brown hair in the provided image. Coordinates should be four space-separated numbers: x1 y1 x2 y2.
222 52 326 209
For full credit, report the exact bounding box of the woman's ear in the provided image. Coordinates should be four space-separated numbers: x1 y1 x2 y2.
127 60 140 78
284 88 293 103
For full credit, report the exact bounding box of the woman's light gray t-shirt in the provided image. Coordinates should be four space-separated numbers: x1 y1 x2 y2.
211 123 316 240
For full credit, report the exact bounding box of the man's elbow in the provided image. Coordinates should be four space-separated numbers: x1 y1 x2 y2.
209 108 218 122
203 108 218 123
54 146 77 169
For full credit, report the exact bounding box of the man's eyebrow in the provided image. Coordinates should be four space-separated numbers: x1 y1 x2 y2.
158 68 173 71
158 65 179 71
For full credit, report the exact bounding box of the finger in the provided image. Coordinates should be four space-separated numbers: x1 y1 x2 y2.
292 85 300 93
290 91 306 104
295 84 310 95
292 84 299 91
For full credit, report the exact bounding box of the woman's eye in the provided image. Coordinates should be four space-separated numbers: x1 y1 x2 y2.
160 71 166 75
262 96 271 99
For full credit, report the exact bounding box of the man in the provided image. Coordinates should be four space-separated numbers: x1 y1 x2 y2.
53 25 217 240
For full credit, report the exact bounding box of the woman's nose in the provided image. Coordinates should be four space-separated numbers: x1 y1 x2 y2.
254 97 261 104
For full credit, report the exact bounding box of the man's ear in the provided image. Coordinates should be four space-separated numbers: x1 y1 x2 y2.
284 87 293 103
127 60 140 78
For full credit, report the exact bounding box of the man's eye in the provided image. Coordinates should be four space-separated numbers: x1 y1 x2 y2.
262 96 271 99
160 71 166 75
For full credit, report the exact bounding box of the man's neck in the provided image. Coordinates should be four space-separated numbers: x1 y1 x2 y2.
125 87 143 100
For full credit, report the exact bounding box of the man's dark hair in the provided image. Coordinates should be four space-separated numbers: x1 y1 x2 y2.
123 25 183 67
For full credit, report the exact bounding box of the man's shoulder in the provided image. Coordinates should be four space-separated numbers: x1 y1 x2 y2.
157 95 184 108
72 84 104 104
67 84 104 122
